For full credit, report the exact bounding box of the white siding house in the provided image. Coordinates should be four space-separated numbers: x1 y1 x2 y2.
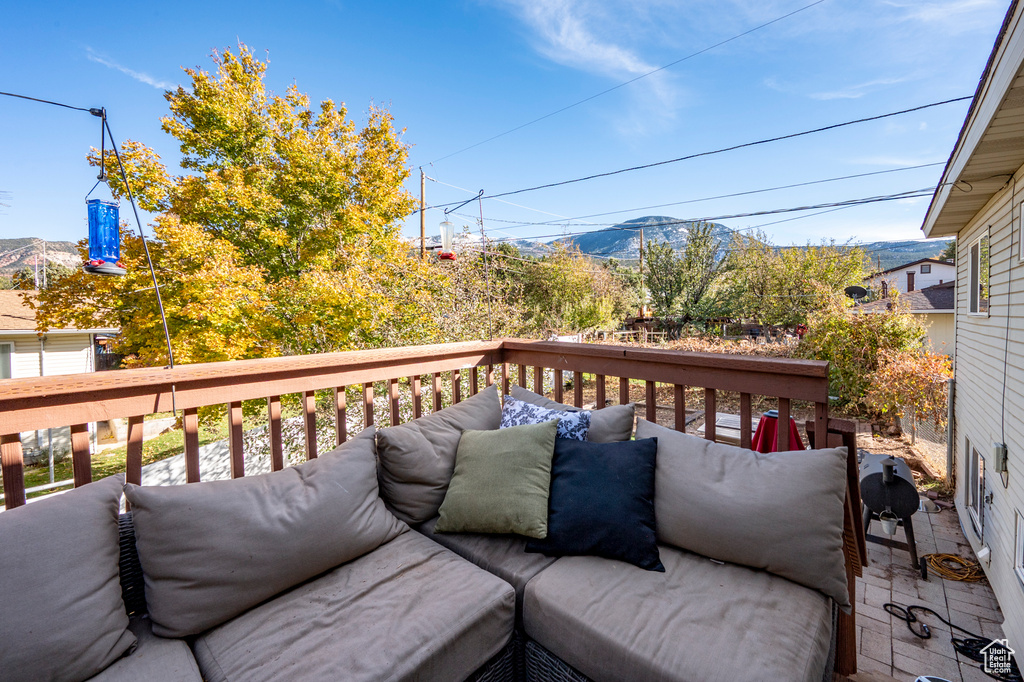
855 281 956 353
922 0 1024 652
865 258 956 298
0 290 118 459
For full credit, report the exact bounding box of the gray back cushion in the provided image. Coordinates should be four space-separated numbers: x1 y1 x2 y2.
377 384 502 524
0 475 135 682
125 427 408 637
635 419 850 608
509 385 634 443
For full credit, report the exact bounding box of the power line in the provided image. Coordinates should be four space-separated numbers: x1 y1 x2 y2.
414 97 971 216
482 99 969 202
433 162 945 230
482 188 936 244
0 91 94 113
429 0 830 164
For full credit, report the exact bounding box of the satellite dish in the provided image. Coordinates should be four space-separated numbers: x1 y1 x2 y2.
844 285 868 299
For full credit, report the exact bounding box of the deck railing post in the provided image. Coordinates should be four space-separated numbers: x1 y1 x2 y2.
228 401 244 477
1 434 26 509
70 423 91 487
268 396 284 471
334 388 347 445
183 408 201 483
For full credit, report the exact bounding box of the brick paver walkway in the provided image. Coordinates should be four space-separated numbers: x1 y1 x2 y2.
854 504 1006 681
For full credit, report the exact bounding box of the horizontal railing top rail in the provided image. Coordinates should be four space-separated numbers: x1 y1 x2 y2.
0 340 505 434
0 338 831 512
500 340 829 402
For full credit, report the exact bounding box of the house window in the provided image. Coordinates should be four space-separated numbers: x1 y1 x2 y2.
0 342 11 379
1016 511 1024 586
921 264 932 274
969 233 990 314
967 439 985 538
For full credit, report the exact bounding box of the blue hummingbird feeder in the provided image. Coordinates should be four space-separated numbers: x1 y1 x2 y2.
83 198 126 276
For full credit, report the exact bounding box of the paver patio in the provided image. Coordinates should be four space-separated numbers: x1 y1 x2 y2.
852 500 1005 682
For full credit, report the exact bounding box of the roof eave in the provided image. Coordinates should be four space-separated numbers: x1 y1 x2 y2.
922 0 1024 238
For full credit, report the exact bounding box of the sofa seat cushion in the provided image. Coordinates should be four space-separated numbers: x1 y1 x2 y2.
89 617 202 682
193 531 515 682
523 544 833 682
417 515 557 616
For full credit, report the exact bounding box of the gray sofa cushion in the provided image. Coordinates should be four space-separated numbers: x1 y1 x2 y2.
635 419 850 607
0 475 135 682
377 384 502 524
125 426 407 637
88 617 202 681
193 531 515 682
523 544 833 682
417 515 558 617
509 385 634 443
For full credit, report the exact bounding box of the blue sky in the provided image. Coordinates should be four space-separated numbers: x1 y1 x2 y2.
0 0 1011 249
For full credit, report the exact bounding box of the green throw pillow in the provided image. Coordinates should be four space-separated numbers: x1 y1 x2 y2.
435 419 559 539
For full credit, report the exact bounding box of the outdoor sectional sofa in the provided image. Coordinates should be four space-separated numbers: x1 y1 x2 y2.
0 382 855 682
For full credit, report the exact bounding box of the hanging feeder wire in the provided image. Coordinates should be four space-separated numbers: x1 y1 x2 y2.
0 92 178 413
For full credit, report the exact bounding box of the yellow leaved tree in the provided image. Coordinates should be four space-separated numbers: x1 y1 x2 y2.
32 44 436 365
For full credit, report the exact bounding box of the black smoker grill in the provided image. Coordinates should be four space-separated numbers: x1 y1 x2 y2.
859 452 924 576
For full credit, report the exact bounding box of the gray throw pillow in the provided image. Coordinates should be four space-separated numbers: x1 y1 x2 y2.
436 419 559 538
125 427 408 637
636 419 850 608
509 385 634 443
0 475 136 682
377 384 502 524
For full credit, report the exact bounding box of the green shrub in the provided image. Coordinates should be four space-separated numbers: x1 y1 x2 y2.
797 300 925 410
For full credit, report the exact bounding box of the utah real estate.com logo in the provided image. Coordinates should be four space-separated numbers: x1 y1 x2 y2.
980 639 1015 676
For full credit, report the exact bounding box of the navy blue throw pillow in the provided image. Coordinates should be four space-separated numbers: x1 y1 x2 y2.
526 437 664 571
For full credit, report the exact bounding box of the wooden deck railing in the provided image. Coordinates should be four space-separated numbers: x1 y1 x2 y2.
0 338 863 674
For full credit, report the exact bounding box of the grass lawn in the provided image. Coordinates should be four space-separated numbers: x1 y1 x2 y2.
10 421 228 500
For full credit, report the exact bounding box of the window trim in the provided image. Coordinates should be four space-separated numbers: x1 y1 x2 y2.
1017 201 1024 264
968 231 990 316
0 341 11 380
967 439 985 539
1015 510 1024 587
921 263 932 274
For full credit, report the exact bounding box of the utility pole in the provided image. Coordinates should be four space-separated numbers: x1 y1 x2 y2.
420 169 426 261
638 227 645 317
479 195 492 341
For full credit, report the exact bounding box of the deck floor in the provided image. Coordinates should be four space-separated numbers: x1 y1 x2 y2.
854 503 1006 681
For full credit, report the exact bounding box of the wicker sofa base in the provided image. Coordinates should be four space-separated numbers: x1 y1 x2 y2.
468 636 516 682
524 639 589 682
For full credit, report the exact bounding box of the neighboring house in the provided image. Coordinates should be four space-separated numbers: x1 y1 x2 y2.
921 0 1024 653
854 281 955 353
0 290 118 460
865 257 956 298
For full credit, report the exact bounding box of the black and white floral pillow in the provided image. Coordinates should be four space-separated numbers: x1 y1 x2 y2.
500 395 591 441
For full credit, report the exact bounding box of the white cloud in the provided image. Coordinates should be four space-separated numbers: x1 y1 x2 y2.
849 155 946 166
493 0 679 131
810 76 911 100
85 48 175 90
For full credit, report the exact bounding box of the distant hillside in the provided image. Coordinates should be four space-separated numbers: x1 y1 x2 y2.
0 238 81 276
557 216 733 259
856 239 952 272
537 216 952 272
